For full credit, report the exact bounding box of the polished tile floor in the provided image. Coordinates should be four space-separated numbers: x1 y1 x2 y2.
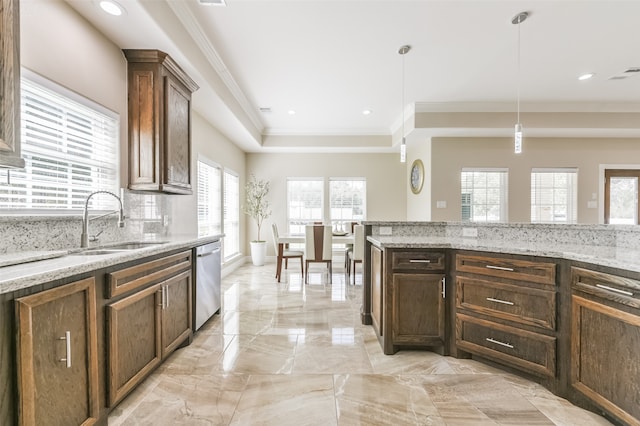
108 260 612 425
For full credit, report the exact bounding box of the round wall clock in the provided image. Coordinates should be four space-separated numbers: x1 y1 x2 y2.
410 159 425 194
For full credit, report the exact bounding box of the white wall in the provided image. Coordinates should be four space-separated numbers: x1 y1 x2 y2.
246 152 407 255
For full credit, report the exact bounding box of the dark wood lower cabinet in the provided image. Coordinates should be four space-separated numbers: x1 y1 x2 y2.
571 295 640 424
107 283 162 407
391 273 445 347
107 262 192 407
370 245 383 336
15 277 99 426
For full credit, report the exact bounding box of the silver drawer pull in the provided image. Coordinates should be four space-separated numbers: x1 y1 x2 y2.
595 284 634 297
409 259 431 263
486 297 515 306
486 337 514 349
59 331 71 368
486 265 514 272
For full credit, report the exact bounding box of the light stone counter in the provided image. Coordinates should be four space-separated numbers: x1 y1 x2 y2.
363 221 640 275
0 234 222 295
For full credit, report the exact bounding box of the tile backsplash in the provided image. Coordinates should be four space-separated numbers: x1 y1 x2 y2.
0 190 186 254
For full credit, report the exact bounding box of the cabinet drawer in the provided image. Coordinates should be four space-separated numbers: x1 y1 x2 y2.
391 251 445 271
456 313 556 378
108 250 192 298
456 277 556 330
456 254 556 286
572 267 640 310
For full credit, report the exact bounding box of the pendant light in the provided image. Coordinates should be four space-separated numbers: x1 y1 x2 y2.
398 45 411 163
512 11 528 154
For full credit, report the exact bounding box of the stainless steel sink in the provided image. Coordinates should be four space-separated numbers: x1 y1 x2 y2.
73 249 127 256
69 241 167 256
103 242 165 250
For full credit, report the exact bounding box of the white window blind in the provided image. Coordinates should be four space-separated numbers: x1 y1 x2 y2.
329 178 366 227
461 168 508 222
197 158 222 237
531 168 578 223
0 74 119 211
223 170 240 260
287 178 324 235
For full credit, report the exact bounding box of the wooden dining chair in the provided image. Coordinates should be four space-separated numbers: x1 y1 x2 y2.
347 225 364 284
305 225 333 284
272 223 303 282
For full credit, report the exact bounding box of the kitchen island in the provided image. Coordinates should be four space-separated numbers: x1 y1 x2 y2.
362 221 640 426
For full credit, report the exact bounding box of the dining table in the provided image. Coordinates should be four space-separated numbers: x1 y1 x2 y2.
275 233 355 282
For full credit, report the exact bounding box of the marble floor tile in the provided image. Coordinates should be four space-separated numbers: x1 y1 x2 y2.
108 260 614 426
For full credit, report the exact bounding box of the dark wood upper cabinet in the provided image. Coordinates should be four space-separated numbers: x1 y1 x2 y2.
123 49 198 194
0 0 24 169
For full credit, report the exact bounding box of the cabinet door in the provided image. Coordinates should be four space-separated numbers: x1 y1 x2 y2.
16 278 99 426
571 295 640 424
371 245 383 336
0 0 24 168
391 273 445 346
107 283 162 407
163 74 192 194
161 270 192 357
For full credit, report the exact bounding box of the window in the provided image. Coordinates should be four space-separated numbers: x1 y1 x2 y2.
329 178 366 228
223 170 240 260
197 157 222 237
531 168 577 223
0 72 119 211
287 178 323 235
461 169 508 222
605 169 640 225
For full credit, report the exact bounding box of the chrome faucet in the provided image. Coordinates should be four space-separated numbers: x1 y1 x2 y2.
80 190 125 248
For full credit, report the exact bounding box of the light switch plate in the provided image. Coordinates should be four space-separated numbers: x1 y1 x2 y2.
436 201 447 208
587 201 597 209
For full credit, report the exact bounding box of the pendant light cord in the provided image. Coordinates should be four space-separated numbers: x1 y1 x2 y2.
517 16 521 124
402 50 405 142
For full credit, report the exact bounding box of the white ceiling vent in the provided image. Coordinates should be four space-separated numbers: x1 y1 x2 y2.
259 107 272 113
198 0 226 6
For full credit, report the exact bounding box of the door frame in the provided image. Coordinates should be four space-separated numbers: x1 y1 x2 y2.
599 164 640 224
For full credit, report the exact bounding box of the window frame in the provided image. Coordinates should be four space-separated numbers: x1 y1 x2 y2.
460 168 509 222
329 177 366 227
223 168 240 261
0 68 120 214
286 177 324 235
530 167 578 224
196 155 222 237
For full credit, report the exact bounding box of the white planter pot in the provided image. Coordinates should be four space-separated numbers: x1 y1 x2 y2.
250 241 267 266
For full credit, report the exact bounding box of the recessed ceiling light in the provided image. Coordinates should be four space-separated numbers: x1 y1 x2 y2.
99 0 124 16
362 109 372 115
578 73 595 81
288 110 296 115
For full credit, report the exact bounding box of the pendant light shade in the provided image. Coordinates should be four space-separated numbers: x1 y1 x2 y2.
398 45 411 163
512 11 528 154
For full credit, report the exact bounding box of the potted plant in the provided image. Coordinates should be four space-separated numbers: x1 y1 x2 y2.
243 174 272 266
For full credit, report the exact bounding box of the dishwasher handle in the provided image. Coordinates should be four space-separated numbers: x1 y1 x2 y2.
197 248 220 258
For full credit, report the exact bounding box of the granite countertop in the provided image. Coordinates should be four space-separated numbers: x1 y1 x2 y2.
368 235 640 274
0 234 223 295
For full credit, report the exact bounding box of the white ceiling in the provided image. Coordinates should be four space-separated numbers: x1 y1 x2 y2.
66 0 640 152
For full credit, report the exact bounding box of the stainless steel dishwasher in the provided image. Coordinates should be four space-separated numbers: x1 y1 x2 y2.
194 240 221 330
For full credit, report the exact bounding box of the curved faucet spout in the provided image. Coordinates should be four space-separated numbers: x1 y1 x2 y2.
81 190 125 248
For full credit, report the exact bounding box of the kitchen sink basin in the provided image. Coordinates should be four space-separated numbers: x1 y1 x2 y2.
103 242 165 250
73 249 127 256
69 241 168 256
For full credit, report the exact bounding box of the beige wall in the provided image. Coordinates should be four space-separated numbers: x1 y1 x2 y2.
21 0 129 187
406 132 432 221
246 152 407 255
430 137 640 223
